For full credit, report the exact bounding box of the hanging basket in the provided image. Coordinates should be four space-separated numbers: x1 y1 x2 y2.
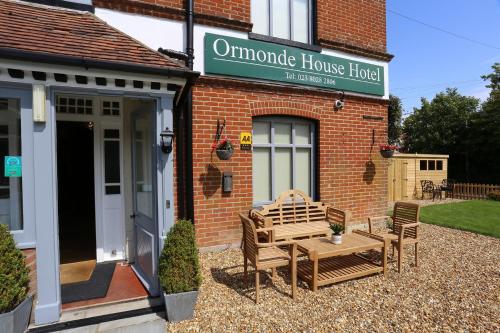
216 148 234 160
380 149 395 158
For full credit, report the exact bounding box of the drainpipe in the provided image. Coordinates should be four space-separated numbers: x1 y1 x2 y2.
185 0 195 223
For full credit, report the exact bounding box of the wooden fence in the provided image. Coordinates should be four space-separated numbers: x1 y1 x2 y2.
452 183 500 200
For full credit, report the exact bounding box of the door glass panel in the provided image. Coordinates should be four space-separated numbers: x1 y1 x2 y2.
104 141 120 184
274 123 291 144
296 148 311 196
292 0 309 43
272 0 290 39
134 113 153 218
252 147 271 202
0 98 22 230
275 148 292 196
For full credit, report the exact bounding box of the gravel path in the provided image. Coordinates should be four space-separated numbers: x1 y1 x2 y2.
168 224 500 332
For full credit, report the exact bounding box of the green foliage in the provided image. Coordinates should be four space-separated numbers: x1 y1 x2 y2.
329 223 344 235
488 191 500 201
159 220 201 294
419 200 500 238
0 224 30 314
388 94 403 145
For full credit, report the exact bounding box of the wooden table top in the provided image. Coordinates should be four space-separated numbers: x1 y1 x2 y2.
273 221 331 240
297 233 384 260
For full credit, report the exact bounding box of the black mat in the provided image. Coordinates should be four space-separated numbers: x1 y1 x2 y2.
61 262 116 304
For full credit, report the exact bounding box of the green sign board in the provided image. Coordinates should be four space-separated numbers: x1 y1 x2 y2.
204 33 385 96
4 156 22 177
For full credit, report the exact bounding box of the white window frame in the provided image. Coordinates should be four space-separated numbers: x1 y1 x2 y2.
252 117 315 206
251 0 313 44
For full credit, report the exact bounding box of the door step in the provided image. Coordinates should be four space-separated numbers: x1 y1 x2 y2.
28 299 164 333
55 312 165 333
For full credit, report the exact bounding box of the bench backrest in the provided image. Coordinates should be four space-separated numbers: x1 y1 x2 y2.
251 189 327 226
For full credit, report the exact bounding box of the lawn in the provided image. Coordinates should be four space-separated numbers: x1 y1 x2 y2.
419 200 500 238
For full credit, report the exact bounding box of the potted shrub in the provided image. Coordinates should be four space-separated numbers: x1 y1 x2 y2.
330 223 344 245
159 220 201 322
379 144 398 158
0 224 32 333
215 137 234 160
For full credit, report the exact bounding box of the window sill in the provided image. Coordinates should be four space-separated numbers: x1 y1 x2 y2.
248 33 322 53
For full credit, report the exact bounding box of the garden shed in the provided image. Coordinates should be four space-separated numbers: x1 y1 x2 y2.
388 153 449 201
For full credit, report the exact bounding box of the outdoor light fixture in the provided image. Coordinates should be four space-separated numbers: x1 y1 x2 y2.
160 127 174 153
33 84 46 122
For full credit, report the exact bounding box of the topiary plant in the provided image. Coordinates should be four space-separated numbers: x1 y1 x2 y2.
0 224 30 314
159 220 201 294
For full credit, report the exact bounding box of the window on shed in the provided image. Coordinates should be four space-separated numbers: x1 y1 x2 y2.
437 160 443 170
251 0 312 43
428 160 436 170
419 160 427 170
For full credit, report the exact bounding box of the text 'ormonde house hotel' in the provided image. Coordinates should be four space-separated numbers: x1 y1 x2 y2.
0 0 392 326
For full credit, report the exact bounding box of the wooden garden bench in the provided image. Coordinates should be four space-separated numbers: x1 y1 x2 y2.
249 189 348 241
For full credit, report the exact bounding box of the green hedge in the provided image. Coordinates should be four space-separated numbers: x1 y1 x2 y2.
159 220 201 294
0 224 30 314
488 191 500 201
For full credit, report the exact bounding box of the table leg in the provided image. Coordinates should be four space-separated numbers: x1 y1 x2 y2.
312 258 318 292
382 241 388 277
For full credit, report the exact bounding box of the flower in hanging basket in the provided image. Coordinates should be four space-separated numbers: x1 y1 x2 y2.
215 137 234 160
379 144 398 158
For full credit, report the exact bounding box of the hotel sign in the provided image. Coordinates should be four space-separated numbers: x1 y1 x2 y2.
204 33 385 96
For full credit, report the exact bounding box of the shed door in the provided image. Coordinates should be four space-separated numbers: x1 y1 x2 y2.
130 108 159 296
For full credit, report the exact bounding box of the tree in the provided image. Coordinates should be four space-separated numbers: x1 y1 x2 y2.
402 88 480 181
388 94 403 145
468 63 500 184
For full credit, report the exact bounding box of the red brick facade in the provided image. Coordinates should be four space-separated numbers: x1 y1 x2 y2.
22 249 37 297
191 78 388 247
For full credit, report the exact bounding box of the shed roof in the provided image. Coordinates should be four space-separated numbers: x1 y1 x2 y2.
391 153 449 159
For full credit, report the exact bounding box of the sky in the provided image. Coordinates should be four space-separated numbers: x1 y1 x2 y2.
387 0 500 117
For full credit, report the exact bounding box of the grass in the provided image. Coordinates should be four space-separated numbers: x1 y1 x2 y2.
419 200 500 238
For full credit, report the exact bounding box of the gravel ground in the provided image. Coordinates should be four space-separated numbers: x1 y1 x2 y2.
167 224 500 332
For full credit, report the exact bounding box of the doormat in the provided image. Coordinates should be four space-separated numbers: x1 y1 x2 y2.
61 262 116 304
60 260 96 284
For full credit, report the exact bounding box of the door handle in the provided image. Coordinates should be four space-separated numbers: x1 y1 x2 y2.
130 214 136 218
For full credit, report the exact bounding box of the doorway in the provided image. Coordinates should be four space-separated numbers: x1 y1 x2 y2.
57 121 96 274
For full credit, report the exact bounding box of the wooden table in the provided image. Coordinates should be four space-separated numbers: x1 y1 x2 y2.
296 232 388 291
272 221 331 241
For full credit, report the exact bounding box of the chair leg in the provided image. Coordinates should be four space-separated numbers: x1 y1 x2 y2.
392 245 395 258
398 244 403 273
243 256 248 287
271 268 277 281
255 270 260 304
415 243 418 267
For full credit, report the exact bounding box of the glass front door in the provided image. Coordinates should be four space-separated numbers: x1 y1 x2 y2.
131 107 159 296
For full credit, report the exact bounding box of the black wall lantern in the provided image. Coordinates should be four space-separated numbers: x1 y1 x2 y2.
160 127 174 153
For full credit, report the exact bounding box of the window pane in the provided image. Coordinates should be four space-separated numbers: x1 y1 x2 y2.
253 122 270 144
428 160 435 170
437 160 443 170
252 148 271 202
292 0 308 43
295 148 310 196
105 185 121 195
272 0 290 39
420 160 427 170
295 123 310 144
251 0 269 35
275 148 292 196
274 123 291 144
104 140 120 184
0 99 23 231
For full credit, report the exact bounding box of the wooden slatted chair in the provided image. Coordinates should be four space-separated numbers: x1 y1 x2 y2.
240 213 297 303
367 202 421 273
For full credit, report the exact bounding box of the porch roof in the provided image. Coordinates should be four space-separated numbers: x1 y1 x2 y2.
0 0 196 79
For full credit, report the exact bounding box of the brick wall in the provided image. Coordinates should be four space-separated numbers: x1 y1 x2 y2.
192 78 388 248
317 0 387 54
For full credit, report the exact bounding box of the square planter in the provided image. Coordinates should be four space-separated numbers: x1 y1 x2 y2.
163 290 198 322
0 296 33 333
